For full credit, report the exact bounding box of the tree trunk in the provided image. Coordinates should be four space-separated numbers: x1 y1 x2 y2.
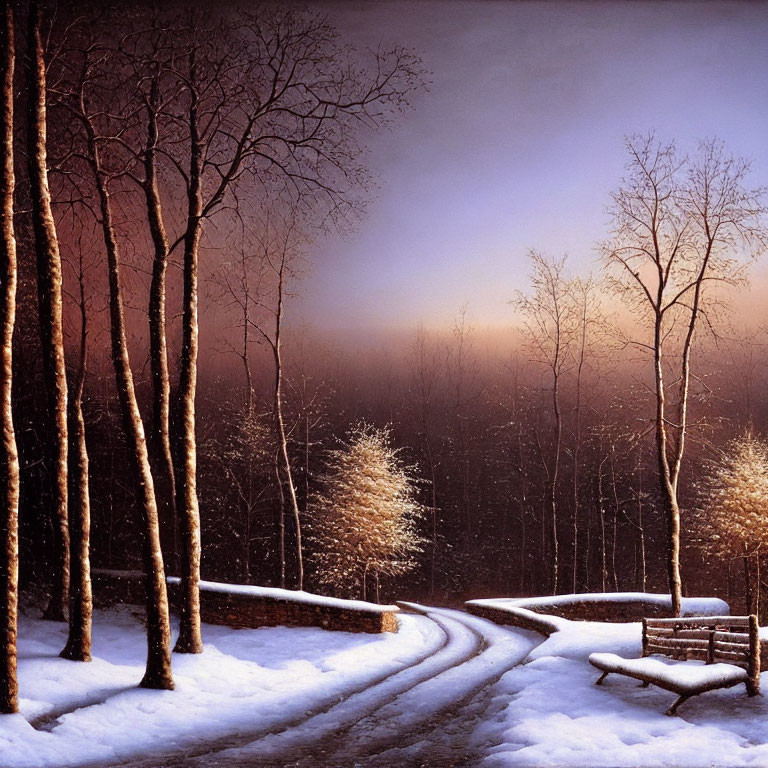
756 556 761 624
174 64 203 652
598 439 607 593
517 430 527 594
275 458 286 588
27 0 69 622
571 302 587 594
636 447 647 592
744 555 755 616
550 371 562 594
427 442 436 598
610 445 619 591
60 264 92 662
654 318 682 616
144 74 178 575
82 109 174 690
241 277 253 416
273 273 303 591
0 0 20 713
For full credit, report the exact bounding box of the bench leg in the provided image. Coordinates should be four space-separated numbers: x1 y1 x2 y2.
595 671 609 686
665 695 689 716
746 680 760 697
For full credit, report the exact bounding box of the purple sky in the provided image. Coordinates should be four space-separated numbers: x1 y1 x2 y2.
293 0 768 330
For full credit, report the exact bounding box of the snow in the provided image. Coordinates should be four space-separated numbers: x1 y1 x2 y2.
471 618 768 767
6 596 768 767
2 605 438 766
204 604 540 766
167 576 400 613
589 653 748 693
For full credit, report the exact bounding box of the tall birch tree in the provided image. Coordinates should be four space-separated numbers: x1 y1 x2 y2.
0 0 20 714
27 0 69 622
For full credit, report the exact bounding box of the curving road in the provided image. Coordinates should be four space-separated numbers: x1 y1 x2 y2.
118 605 541 768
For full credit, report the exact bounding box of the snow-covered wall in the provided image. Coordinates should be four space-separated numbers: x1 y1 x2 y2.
168 578 400 634
466 593 730 628
92 570 400 633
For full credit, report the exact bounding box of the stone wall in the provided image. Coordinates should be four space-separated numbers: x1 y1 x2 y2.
518 599 679 623
176 585 398 634
91 569 146 606
470 595 729 624
91 570 398 634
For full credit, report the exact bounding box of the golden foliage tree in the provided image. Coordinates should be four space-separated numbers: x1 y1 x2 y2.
309 424 424 601
695 432 768 616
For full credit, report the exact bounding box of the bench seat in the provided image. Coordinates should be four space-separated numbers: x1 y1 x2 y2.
589 652 749 695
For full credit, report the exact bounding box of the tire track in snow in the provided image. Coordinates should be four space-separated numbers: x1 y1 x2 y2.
104 612 454 767
317 606 541 766
192 605 540 767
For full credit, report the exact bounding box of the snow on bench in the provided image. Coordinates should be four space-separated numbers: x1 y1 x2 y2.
590 654 748 693
589 615 760 715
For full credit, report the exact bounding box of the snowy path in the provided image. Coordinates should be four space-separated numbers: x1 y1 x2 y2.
162 605 540 767
2 604 539 767
14 601 768 767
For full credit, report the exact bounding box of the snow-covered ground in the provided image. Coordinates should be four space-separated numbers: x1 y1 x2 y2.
6 600 768 767
472 617 768 767
3 605 442 767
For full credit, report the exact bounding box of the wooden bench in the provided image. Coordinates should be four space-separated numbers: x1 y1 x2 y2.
589 615 760 715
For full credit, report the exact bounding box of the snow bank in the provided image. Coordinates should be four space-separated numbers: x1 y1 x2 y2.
509 592 729 613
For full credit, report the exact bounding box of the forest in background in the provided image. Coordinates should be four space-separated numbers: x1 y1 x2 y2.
19 255 768 610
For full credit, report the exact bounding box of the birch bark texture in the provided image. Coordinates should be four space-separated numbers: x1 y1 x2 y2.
61 38 175 689
27 0 69 622
0 0 20 714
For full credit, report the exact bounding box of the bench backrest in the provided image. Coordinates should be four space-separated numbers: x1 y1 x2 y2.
642 614 760 693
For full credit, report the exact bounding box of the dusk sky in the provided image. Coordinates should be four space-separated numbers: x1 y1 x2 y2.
292 0 768 331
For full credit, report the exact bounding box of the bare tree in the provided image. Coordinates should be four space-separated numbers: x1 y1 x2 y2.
408 324 443 596
0 0 20 714
117 24 180 573
121 8 425 652
59 34 174 690
516 251 576 594
566 274 604 592
247 214 306 590
204 404 271 584
447 306 478 542
603 134 767 615
27 0 69 622
60 235 93 662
